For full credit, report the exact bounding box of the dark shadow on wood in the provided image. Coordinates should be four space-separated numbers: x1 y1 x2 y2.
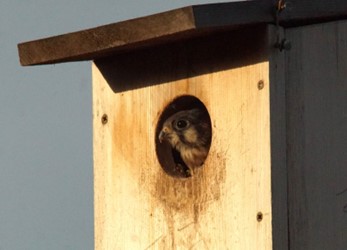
94 25 268 93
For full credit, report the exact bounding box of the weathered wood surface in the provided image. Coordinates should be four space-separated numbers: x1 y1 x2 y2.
18 7 195 66
93 27 272 249
18 0 347 66
286 20 347 249
268 25 288 250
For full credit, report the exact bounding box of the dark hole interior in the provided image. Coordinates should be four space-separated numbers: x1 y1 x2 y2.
155 95 212 178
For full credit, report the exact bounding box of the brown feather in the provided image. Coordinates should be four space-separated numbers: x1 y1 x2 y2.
159 109 211 172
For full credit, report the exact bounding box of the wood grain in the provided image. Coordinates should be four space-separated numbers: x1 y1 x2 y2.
18 7 195 66
92 26 272 249
286 20 347 250
18 0 347 66
268 25 288 250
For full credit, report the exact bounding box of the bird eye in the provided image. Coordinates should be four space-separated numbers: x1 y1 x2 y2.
175 119 189 130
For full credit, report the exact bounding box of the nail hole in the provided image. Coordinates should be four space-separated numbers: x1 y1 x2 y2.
101 114 108 125
155 95 212 178
257 212 263 222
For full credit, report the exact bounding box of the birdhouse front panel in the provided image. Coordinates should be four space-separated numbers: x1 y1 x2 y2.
92 27 272 250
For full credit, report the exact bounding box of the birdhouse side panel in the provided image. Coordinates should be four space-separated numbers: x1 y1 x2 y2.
92 58 272 249
286 20 347 250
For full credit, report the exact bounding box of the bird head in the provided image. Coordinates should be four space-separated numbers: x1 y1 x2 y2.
158 109 210 150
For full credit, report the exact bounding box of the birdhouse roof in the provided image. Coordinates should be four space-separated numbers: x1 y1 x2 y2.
18 0 347 66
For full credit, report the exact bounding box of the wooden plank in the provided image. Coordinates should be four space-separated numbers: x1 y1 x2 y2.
18 0 347 66
268 25 288 250
194 0 347 28
286 20 347 250
280 0 347 27
94 26 268 93
93 26 272 249
18 7 196 66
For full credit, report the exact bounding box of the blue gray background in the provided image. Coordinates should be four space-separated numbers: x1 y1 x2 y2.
1 1 235 249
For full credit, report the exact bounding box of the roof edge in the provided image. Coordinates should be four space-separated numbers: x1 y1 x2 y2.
18 0 347 66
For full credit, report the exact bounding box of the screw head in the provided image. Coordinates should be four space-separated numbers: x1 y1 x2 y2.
258 80 264 90
275 39 292 51
101 114 108 125
281 39 292 51
257 212 263 222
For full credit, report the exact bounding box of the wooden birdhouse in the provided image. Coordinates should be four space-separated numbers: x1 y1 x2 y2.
18 1 347 249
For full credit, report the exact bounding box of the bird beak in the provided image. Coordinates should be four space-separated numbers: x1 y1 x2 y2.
159 126 172 143
158 130 166 143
